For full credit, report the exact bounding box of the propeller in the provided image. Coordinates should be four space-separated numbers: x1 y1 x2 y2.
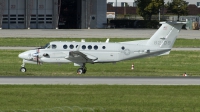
37 48 40 65
32 48 42 64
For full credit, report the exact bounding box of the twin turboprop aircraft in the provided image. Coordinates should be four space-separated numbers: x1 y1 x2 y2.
18 21 186 74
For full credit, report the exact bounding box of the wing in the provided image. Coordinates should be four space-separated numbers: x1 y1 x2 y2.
66 51 98 62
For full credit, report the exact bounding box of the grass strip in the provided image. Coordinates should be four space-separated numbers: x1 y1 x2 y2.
1 38 200 48
1 50 200 76
0 85 200 112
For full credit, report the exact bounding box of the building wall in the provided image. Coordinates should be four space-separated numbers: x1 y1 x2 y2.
0 0 106 29
2 0 27 29
30 0 55 29
97 0 107 28
81 0 106 29
0 0 57 29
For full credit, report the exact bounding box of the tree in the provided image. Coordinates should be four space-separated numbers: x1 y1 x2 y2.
136 0 164 20
122 2 129 7
165 0 188 21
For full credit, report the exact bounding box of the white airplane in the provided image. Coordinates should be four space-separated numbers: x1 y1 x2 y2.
18 21 186 74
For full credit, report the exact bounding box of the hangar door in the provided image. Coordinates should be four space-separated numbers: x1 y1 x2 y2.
1 0 55 29
2 0 26 29
58 0 81 29
30 0 54 29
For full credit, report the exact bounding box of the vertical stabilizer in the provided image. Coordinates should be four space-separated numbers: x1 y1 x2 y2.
146 21 186 48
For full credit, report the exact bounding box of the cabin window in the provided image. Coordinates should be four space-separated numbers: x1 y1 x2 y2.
82 45 86 50
52 44 57 49
70 44 74 49
88 45 92 50
63 45 67 49
76 45 78 48
102 46 106 49
121 46 125 50
94 45 98 50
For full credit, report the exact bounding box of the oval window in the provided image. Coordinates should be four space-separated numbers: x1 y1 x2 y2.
102 46 106 49
70 44 74 49
88 45 92 50
82 45 86 50
122 46 125 50
63 45 67 49
94 45 98 50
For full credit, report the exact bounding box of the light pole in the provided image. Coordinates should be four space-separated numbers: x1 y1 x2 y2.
177 5 180 21
159 8 160 21
134 0 138 20
115 0 117 19
162 1 165 21
124 2 126 16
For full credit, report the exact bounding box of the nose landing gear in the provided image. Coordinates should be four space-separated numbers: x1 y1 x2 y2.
20 60 26 72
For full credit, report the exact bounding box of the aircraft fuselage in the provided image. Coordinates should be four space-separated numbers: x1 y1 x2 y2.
19 41 170 64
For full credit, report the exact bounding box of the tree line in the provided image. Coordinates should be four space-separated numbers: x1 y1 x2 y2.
136 0 188 21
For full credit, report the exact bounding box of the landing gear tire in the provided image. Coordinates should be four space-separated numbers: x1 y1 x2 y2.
83 69 87 74
77 68 83 74
77 68 87 74
20 67 26 72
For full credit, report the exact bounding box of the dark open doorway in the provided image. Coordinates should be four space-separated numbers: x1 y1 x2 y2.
59 0 81 29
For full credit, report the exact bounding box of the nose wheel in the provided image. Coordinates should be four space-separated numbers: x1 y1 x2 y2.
20 67 26 72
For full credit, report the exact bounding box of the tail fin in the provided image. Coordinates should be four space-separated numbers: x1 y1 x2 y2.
146 21 186 48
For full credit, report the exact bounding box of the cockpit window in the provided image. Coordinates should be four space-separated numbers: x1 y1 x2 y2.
42 43 50 49
52 44 57 49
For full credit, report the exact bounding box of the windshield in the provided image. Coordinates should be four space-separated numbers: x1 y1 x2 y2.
41 43 50 49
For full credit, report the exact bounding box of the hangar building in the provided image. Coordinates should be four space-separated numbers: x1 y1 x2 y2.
0 0 107 29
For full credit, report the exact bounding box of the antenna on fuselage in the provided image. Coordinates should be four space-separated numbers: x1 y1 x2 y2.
105 38 109 43
81 39 85 42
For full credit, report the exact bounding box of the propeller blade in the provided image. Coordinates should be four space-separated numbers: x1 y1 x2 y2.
37 48 40 53
37 55 39 65
36 48 40 65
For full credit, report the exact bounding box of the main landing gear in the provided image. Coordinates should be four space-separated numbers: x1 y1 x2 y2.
77 64 87 74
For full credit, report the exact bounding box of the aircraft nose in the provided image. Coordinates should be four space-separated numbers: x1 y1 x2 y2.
18 52 30 59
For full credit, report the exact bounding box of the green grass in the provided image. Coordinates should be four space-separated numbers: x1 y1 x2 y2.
1 50 200 76
0 38 200 112
1 38 200 48
0 85 200 112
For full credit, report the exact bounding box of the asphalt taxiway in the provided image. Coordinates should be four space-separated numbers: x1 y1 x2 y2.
0 77 200 85
0 29 200 39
